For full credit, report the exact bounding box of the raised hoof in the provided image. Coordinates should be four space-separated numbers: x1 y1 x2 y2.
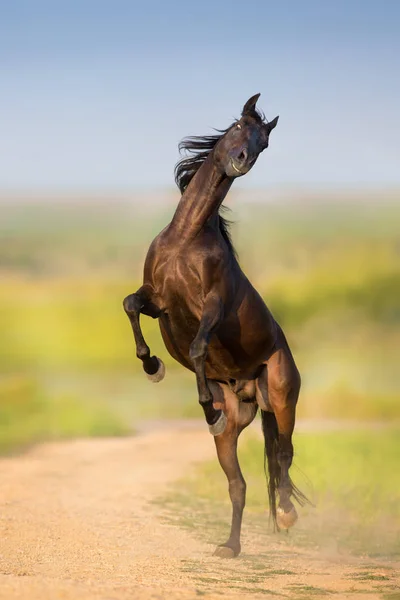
146 358 165 383
277 505 298 530
213 545 238 559
208 411 227 436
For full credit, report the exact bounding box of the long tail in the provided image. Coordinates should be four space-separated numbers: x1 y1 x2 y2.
261 410 310 530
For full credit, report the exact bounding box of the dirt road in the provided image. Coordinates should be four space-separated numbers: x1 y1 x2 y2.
0 425 398 599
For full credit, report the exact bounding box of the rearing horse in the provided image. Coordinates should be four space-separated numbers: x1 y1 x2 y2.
124 94 308 558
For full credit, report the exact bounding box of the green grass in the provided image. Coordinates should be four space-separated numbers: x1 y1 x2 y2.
0 375 130 454
1 198 398 416
0 195 399 452
162 428 400 559
287 584 336 595
349 573 390 581
0 272 398 422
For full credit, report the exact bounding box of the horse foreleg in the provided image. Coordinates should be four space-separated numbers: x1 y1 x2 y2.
123 286 165 382
189 293 225 434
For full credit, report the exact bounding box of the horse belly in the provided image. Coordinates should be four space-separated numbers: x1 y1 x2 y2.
158 309 276 382
156 274 277 380
207 325 275 380
207 291 277 379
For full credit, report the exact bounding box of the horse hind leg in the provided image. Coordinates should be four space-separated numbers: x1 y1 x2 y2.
210 382 258 557
123 286 165 382
257 346 309 531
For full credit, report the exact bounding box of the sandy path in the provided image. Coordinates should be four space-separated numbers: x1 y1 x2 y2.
0 425 398 600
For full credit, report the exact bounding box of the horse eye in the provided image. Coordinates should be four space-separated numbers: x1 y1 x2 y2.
236 123 242 130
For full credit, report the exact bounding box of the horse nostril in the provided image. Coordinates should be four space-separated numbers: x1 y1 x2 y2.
237 149 248 164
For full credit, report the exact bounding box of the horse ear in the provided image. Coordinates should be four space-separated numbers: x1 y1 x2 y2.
267 116 279 132
242 93 261 116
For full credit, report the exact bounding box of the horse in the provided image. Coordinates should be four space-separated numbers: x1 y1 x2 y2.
123 93 308 558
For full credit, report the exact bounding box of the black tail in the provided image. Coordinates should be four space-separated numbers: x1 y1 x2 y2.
261 410 310 530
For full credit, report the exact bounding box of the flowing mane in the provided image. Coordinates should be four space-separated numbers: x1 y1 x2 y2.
174 125 237 257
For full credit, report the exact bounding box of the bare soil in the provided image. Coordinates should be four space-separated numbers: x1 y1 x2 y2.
0 424 398 599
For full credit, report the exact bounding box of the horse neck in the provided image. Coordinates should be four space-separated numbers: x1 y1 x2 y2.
170 155 233 242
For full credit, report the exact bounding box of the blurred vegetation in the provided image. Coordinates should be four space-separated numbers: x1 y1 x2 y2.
162 428 400 558
0 375 129 454
0 191 399 451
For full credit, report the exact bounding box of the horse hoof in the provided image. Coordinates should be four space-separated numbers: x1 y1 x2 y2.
208 411 227 436
213 545 238 558
277 505 298 530
146 358 165 383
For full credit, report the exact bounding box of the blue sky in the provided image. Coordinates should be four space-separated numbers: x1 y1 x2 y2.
1 0 399 191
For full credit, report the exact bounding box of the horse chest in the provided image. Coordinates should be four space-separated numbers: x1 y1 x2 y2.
152 252 209 313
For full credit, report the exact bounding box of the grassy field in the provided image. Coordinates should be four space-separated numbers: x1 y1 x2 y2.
161 427 400 559
0 190 399 451
0 374 130 454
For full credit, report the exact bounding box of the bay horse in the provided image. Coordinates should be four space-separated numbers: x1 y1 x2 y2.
123 94 308 558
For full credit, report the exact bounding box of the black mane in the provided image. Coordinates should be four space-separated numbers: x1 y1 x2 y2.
174 126 237 256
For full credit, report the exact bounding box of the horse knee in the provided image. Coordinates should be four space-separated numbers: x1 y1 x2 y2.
123 293 141 315
189 337 208 363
